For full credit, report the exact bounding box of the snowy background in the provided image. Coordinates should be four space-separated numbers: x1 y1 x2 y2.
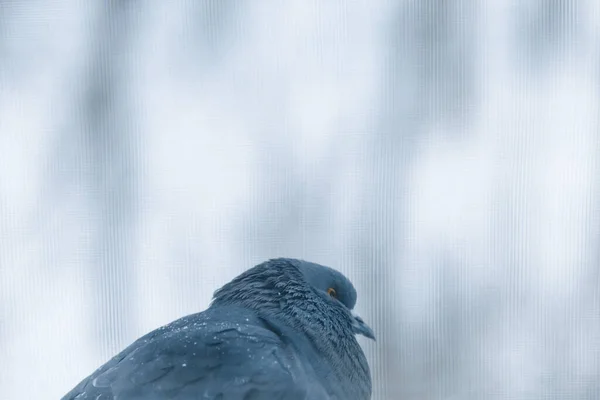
1 1 600 399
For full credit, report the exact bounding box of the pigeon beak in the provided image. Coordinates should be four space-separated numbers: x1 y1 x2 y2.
351 311 375 341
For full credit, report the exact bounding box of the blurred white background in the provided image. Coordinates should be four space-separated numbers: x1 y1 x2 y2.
1 1 600 399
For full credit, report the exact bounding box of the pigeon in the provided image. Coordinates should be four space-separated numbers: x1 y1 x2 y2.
62 258 374 399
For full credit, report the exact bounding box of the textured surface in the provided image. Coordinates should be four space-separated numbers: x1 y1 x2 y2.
2 1 600 399
62 259 372 400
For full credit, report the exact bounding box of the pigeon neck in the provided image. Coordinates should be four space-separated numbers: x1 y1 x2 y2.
210 261 310 313
210 262 371 397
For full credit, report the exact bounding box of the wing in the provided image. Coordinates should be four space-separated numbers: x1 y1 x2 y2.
62 309 326 400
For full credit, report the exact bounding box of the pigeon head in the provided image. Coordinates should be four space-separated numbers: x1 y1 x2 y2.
211 258 375 340
293 259 358 309
290 259 375 340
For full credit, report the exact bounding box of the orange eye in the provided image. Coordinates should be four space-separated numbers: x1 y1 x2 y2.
327 287 337 298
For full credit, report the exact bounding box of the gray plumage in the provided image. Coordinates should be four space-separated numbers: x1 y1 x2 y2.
62 258 374 400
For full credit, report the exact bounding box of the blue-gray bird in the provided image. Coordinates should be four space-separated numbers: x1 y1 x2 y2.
62 258 374 399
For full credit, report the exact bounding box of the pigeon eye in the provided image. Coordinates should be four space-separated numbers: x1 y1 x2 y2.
327 288 337 298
